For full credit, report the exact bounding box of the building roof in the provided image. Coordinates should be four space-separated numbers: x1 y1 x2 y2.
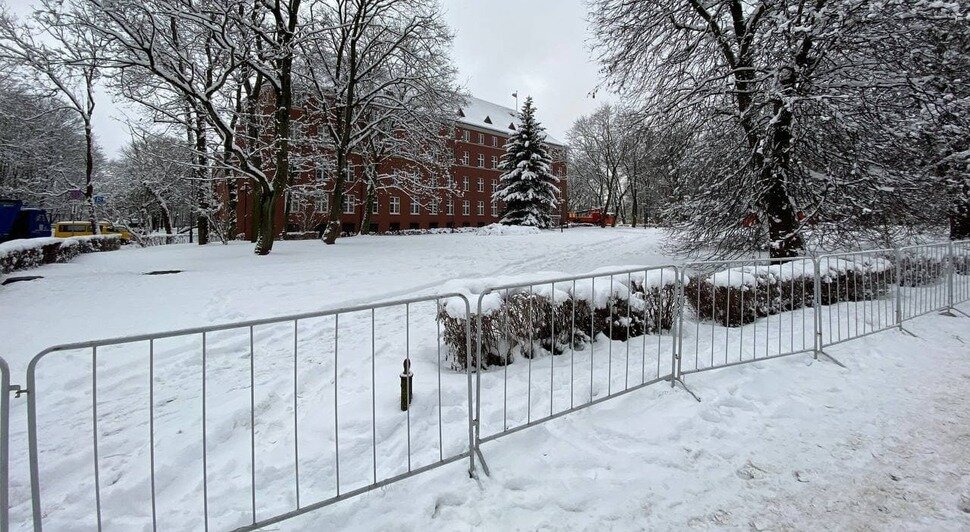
457 96 564 147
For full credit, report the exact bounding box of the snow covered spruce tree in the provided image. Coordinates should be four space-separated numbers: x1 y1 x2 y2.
493 97 560 228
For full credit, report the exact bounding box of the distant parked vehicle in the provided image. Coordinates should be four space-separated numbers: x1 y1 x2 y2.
567 207 616 226
0 198 52 243
53 221 132 241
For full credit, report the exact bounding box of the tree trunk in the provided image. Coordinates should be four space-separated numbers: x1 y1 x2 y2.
194 112 210 245
359 177 376 235
950 174 970 240
254 189 277 255
630 191 639 228
760 66 804 260
84 118 99 235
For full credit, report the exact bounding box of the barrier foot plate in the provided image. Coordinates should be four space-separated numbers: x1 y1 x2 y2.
474 447 491 477
817 350 847 369
898 326 919 338
672 378 701 402
940 307 970 318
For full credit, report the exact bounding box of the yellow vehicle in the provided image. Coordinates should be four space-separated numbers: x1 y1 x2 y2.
53 221 132 241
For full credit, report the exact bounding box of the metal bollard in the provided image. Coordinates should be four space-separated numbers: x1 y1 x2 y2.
400 358 413 411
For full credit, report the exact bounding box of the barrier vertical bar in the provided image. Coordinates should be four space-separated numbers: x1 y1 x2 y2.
895 249 904 327
948 242 955 312
92 346 103 532
0 357 9 532
463 296 476 476
813 258 822 359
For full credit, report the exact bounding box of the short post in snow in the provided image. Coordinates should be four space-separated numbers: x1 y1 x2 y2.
400 358 413 411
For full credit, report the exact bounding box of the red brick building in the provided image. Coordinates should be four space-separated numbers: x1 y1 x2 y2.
234 96 567 238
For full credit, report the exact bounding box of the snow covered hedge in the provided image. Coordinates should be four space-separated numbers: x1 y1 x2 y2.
0 235 122 275
817 257 894 304
687 257 895 327
436 267 680 372
686 260 819 327
897 255 946 287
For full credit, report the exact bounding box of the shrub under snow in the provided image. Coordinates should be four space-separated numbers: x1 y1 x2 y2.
437 267 680 372
685 257 897 327
0 235 122 275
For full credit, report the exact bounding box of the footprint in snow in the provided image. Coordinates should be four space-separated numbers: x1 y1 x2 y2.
736 460 769 480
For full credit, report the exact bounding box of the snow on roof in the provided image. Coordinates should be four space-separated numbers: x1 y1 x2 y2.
457 96 564 147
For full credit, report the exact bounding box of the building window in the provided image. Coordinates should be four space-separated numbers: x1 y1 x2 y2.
491 136 498 147
462 151 469 165
462 200 470 216
477 154 484 168
463 130 469 142
390 196 400 215
492 180 498 193
430 176 439 187
478 132 484 144
491 156 498 169
371 199 379 214
477 201 484 216
463 176 469 191
447 200 454 215
492 203 499 217
446 175 454 189
430 199 439 215
342 194 355 214
410 200 420 215
314 194 329 213
477 177 484 192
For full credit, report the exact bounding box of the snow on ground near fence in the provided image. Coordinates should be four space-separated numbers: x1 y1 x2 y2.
0 227 675 530
284 308 970 531
3 228 969 530
0 227 675 370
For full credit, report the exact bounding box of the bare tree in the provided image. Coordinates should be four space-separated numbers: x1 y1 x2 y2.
590 0 944 256
0 2 108 233
83 0 313 254
302 0 458 244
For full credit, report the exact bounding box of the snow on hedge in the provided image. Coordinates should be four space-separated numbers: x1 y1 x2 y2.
0 235 122 275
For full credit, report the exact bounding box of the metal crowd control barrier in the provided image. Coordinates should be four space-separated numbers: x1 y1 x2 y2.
5 240 970 531
24 293 475 532
0 357 9 532
676 258 817 376
814 249 898 349
472 266 680 449
953 240 970 310
897 243 953 321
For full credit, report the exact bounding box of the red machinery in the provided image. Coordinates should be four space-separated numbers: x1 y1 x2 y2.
568 207 616 226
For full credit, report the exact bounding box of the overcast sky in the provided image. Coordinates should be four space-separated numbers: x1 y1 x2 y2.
6 0 611 157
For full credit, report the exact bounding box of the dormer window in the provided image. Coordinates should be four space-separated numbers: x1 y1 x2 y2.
484 116 492 124
508 123 516 130
457 109 465 117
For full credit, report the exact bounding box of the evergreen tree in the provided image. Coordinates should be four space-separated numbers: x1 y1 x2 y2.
493 97 560 227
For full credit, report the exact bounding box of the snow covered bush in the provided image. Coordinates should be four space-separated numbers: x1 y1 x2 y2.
437 292 512 371
0 235 121 274
437 268 679 371
897 255 945 287
686 261 814 327
954 254 970 276
817 257 894 304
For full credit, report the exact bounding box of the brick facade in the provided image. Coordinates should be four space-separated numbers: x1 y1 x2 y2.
233 96 567 239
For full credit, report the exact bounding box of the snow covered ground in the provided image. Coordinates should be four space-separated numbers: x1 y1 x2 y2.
1 227 968 530
284 309 970 531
